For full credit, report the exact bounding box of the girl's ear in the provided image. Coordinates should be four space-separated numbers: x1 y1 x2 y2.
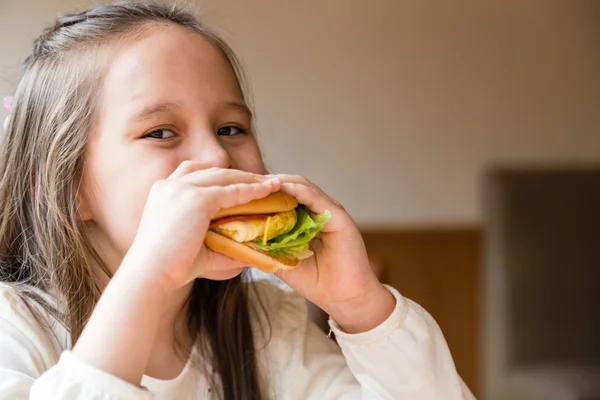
76 191 93 222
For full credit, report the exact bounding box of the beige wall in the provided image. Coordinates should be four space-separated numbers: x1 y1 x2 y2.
2 0 599 227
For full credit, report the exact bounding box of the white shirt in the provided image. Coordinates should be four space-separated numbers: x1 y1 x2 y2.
0 281 476 399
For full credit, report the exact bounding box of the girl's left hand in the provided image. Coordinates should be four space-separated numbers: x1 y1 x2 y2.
273 175 396 334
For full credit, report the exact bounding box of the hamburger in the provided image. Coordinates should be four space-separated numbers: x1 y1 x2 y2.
204 192 330 273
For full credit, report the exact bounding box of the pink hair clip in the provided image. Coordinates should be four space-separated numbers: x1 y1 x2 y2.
3 96 13 113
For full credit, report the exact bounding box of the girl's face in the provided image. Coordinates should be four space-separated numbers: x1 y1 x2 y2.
79 24 265 272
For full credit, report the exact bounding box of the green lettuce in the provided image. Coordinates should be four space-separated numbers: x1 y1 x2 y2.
250 206 330 260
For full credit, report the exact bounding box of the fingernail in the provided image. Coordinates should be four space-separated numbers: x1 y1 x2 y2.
263 176 280 184
3 96 13 112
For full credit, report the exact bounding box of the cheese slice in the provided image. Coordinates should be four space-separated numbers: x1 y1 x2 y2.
212 210 297 243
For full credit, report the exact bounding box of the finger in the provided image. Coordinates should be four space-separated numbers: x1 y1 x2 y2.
271 174 318 189
169 160 267 181
272 174 347 210
279 182 335 215
168 160 214 179
182 167 267 187
272 174 338 209
208 177 281 212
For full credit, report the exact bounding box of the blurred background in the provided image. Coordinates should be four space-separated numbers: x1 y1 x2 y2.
1 1 599 399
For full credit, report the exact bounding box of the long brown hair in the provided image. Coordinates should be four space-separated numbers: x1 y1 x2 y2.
0 1 264 399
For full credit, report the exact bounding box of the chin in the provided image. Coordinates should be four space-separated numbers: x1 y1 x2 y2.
204 267 246 281
201 253 248 281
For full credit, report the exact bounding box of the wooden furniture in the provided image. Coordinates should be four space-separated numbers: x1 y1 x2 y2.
361 228 481 397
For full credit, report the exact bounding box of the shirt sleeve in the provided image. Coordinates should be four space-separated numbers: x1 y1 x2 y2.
267 284 476 399
0 285 152 400
330 285 476 399
30 352 154 400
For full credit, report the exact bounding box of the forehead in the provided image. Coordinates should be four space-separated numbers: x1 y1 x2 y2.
100 23 243 117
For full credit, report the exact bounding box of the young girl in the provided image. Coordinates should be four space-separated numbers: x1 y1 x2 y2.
0 1 476 399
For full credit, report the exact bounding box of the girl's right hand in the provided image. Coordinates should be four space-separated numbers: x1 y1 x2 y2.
123 161 280 292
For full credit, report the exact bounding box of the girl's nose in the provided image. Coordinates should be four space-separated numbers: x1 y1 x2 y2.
188 135 233 169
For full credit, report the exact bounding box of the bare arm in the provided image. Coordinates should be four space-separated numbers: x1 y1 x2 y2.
71 165 280 387
72 253 168 386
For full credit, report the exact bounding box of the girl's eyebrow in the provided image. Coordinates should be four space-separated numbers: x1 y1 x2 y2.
131 101 182 122
130 100 252 122
223 101 253 119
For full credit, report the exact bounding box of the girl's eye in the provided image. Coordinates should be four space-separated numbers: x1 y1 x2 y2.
217 126 246 136
143 129 176 139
